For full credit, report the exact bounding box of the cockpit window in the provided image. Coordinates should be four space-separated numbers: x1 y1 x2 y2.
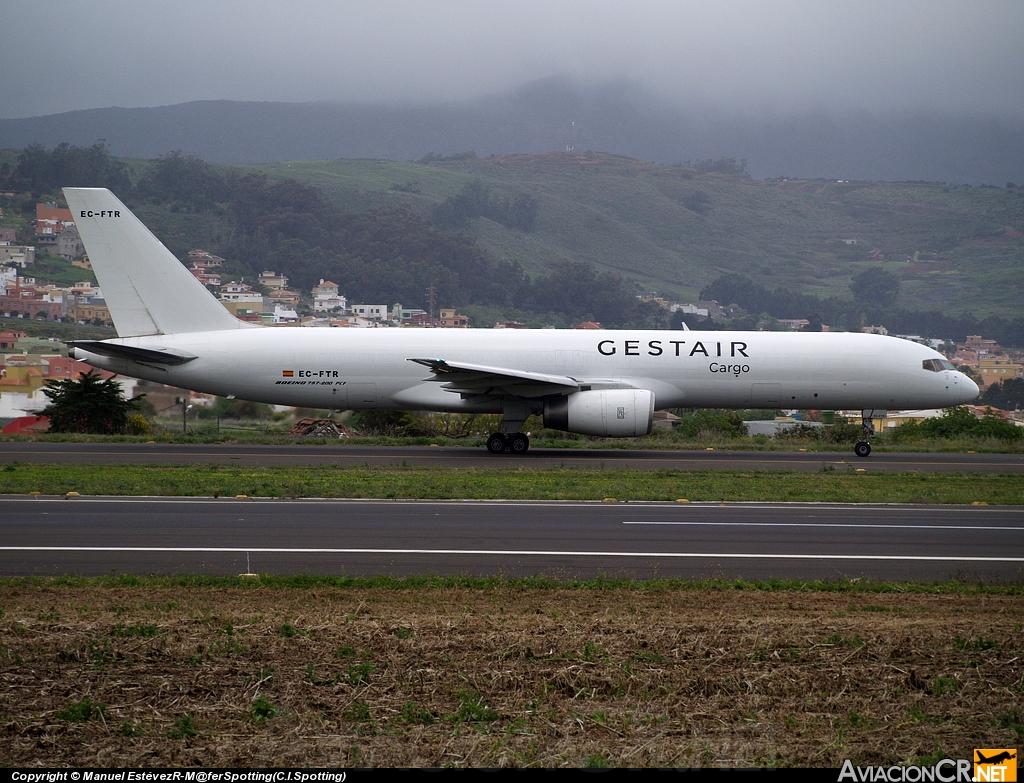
922 359 956 372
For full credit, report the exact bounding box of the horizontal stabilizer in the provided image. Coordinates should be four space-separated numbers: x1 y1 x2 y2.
68 341 197 365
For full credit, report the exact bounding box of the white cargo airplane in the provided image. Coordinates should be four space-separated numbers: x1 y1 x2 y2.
63 188 978 457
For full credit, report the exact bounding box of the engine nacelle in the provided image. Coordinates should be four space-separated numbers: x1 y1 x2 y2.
543 389 655 437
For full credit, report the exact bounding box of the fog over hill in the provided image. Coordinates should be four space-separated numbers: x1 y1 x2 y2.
2 80 1022 184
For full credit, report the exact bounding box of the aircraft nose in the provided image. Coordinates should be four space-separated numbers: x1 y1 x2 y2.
960 374 980 403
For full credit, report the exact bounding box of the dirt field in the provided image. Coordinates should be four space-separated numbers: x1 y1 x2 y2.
0 583 1021 768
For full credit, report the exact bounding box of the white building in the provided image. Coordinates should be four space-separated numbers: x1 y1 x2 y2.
0 267 17 294
329 315 375 328
349 304 389 320
312 279 348 313
670 303 709 317
0 387 50 418
271 304 300 324
219 282 263 304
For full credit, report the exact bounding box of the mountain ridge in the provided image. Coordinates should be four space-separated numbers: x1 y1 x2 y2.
2 79 1023 184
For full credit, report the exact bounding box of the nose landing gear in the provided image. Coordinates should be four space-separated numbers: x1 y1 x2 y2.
855 408 878 458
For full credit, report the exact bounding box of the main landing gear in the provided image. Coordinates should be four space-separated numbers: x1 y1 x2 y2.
486 432 530 454
486 401 533 455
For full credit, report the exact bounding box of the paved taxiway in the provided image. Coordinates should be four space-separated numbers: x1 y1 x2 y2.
2 496 1021 582
1 443 1021 473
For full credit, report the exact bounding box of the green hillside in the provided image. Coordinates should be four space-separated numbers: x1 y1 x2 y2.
249 153 1024 318
3 144 1022 323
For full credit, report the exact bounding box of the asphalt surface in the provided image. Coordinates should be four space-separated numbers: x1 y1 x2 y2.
2 496 1021 582
1 442 1022 473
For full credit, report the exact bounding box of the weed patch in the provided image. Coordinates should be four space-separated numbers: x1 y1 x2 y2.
168 714 197 739
249 697 279 723
55 699 106 722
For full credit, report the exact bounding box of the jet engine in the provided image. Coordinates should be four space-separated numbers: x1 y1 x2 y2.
543 389 655 437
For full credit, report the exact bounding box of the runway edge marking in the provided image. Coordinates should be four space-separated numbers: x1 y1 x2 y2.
3 546 1024 562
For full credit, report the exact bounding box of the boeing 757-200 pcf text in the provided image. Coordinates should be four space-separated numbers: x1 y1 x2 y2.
62 188 979 456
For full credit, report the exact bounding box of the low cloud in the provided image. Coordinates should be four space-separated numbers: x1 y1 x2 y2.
2 0 1022 119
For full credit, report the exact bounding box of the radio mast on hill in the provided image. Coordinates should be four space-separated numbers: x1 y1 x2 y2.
565 121 575 153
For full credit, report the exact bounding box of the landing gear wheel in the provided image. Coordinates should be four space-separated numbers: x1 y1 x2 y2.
854 441 871 458
508 433 530 454
486 433 508 454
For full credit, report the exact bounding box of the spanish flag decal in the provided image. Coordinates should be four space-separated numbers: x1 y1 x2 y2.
282 370 294 377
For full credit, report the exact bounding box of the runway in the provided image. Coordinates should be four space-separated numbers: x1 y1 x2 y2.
2 496 1021 582
1 442 1022 473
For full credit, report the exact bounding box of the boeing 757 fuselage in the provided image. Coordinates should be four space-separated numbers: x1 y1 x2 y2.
61 188 979 456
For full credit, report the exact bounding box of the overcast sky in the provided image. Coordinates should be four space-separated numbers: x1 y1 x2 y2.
3 0 1023 119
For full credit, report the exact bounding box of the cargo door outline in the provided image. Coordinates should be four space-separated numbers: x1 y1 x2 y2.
750 383 781 407
347 383 377 407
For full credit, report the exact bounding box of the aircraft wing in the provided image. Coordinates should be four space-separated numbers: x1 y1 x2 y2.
409 358 580 398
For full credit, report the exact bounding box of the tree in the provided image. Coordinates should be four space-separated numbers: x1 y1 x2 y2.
9 142 130 196
136 150 230 210
802 312 824 332
41 371 141 434
681 191 712 215
850 269 900 306
431 180 539 232
980 377 1024 410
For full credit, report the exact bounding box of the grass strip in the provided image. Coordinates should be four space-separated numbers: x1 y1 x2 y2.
5 573 1020 594
3 431 1024 453
1 464 1022 504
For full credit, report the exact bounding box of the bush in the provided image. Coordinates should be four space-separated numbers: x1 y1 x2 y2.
673 409 747 439
773 423 825 441
775 421 862 444
125 414 151 435
740 409 776 421
347 410 431 437
892 406 1023 441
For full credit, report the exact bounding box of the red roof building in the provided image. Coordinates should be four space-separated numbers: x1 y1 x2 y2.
2 415 50 434
35 203 75 236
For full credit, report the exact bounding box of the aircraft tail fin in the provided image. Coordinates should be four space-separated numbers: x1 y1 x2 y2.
62 188 250 337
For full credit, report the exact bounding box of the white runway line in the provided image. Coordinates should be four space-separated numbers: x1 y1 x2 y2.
2 547 1023 562
623 521 1024 531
